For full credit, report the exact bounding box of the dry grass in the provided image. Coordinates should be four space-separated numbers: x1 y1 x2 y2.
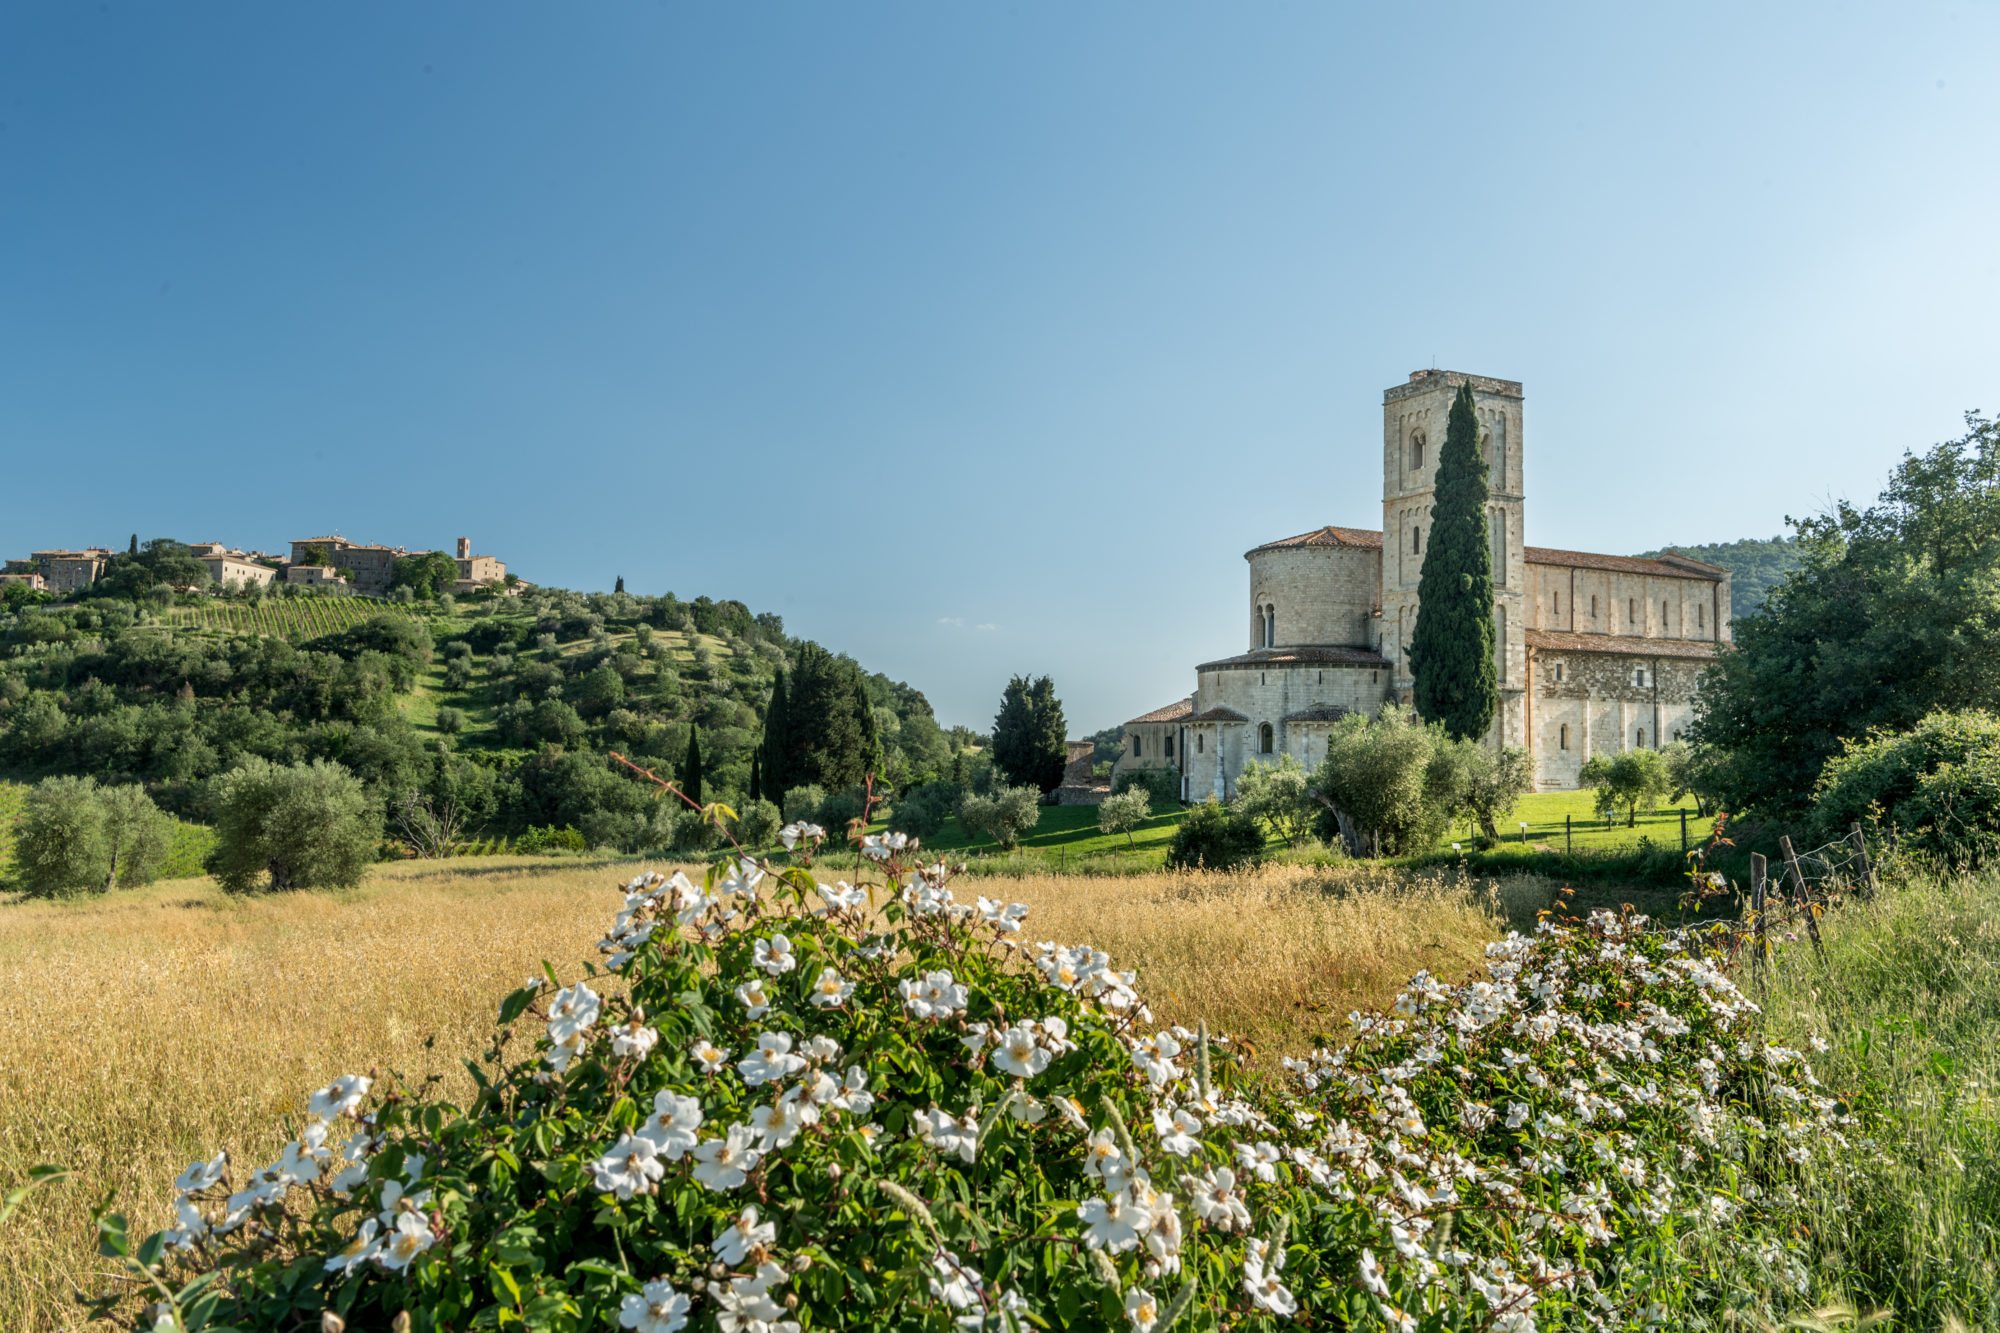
0 856 1548 1330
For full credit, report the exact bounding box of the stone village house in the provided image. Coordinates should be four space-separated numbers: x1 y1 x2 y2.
1113 370 1732 799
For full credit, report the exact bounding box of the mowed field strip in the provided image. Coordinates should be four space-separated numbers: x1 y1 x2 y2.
0 855 1549 1330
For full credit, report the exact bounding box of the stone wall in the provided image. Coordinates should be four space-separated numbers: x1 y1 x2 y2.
1524 563 1728 642
1528 649 1704 789
1246 545 1379 649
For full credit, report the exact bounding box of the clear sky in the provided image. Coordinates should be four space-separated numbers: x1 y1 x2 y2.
4 4 1997 733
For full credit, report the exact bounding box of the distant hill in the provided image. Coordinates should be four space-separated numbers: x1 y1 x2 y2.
1637 536 1804 618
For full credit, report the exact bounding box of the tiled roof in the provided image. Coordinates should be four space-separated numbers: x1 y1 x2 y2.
1126 697 1194 725
1284 703 1355 723
1525 629 1722 660
1197 645 1391 671
1525 546 1726 580
1246 525 1384 556
1185 706 1250 723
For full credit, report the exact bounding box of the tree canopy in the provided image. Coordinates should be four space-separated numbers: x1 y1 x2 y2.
1691 413 2000 814
1410 383 1498 741
991 675 1067 795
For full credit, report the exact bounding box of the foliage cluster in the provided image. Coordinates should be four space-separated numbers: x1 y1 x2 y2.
114 827 1858 1333
1310 706 1532 856
1408 383 1497 742
991 676 1068 796
1163 798 1264 871
5 775 174 897
1634 536 1803 618
1811 708 2000 869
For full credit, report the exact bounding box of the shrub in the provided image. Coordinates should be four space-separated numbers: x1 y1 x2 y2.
1579 749 1671 827
1233 757 1315 847
781 784 828 827
1164 797 1265 870
434 706 466 735
888 780 958 840
513 824 587 855
959 783 1041 849
205 758 380 892
1812 708 2000 868
1096 785 1153 847
1113 767 1179 809
814 784 870 836
125 846 1851 1332
732 797 782 850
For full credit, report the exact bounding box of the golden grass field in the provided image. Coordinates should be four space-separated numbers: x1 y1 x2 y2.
0 856 1550 1330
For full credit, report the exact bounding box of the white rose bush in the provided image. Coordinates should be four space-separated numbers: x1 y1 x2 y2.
98 799 1856 1332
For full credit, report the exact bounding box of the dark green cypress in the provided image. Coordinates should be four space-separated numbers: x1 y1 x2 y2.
614 575 625 594
1409 381 1499 741
992 675 1068 794
761 670 791 802
748 750 762 804
128 533 139 556
680 728 704 805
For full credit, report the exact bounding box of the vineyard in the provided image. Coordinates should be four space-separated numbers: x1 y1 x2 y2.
167 598 419 640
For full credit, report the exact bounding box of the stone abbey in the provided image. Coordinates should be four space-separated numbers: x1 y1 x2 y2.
1113 370 1732 797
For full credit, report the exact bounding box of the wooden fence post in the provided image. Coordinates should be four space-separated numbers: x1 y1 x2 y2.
1849 821 1878 900
1750 852 1767 986
1779 834 1826 961
1680 808 1688 854
1566 814 1572 854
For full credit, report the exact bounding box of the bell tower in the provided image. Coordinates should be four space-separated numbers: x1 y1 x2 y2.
1379 370 1527 746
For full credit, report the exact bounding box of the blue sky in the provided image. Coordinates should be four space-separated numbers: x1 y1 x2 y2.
4 4 1997 732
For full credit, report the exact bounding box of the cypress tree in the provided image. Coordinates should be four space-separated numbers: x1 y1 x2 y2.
784 644 880 792
1409 381 1499 741
128 533 138 556
992 675 1068 795
614 575 625 594
680 729 704 805
761 670 791 801
748 750 762 804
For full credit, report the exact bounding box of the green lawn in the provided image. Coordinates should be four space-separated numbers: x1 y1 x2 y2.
1475 788 1713 855
907 802 1190 872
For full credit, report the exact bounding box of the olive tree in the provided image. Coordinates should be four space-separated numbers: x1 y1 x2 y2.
959 784 1041 849
1580 750 1671 827
9 776 173 897
1095 785 1152 847
207 758 380 892
1234 755 1317 847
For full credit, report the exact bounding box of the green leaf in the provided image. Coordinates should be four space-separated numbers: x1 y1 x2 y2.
0 1163 71 1226
95 1209 131 1259
498 985 539 1026
542 960 561 990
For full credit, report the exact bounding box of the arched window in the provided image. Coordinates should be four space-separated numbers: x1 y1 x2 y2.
1697 604 1705 629
1259 723 1274 754
1590 594 1598 619
1628 598 1637 625
1559 723 1569 750
1410 429 1426 470
1412 525 1422 554
1131 734 1142 758
1635 727 1646 748
1263 604 1276 649
1553 591 1561 617
1661 599 1670 626
1553 661 1565 682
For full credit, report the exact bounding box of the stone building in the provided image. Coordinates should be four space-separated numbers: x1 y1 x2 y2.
1113 370 1732 798
13 548 114 594
193 547 278 589
451 536 508 592
288 536 410 595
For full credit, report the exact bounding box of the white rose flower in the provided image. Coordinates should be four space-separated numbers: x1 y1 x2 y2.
1234 1141 1281 1183
928 1250 981 1309
639 1091 705 1159
174 1152 228 1195
612 1021 659 1059
1124 1287 1160 1333
546 983 602 1043
1077 1187 1153 1253
754 934 798 976
306 1075 372 1123
373 1210 436 1272
1242 1237 1296 1315
591 1133 664 1201
991 1022 1052 1079
692 1124 763 1191
734 978 774 1020
690 1039 730 1075
808 966 855 1008
618 1278 691 1333
712 1205 777 1265
322 1218 379 1273
1152 1106 1201 1157
738 1033 808 1087
913 1106 978 1163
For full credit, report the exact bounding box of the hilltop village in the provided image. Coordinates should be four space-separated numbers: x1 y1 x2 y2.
0 534 517 598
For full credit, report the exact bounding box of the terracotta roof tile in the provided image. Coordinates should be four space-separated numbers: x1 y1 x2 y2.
1525 546 1725 580
1197 646 1391 671
1125 697 1194 725
1246 525 1384 557
1185 706 1250 723
1525 629 1721 660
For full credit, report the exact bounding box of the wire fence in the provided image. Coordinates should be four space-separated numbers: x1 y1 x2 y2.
1675 821 1880 979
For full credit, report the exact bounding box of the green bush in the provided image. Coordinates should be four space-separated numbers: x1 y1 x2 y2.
128 845 1854 1331
731 797 782 850
959 784 1041 849
1164 798 1264 870
1812 709 2000 868
888 780 958 840
1233 757 1316 847
1579 749 1671 828
514 824 588 855
206 759 380 892
1112 768 1178 809
1310 705 1455 856
781 784 827 828
814 784 870 835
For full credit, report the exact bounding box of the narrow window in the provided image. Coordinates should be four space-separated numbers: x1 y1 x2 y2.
1636 727 1646 748
1697 604 1705 629
1165 734 1174 758
1560 723 1569 750
1131 734 1141 758
1260 723 1274 754
1410 430 1426 470
1197 734 1204 754
1553 591 1561 616
1628 598 1636 624
1413 525 1422 554
1591 594 1598 618
1554 661 1564 682
1662 598 1669 626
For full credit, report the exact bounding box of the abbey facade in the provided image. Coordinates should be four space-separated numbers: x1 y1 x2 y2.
1113 370 1732 798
